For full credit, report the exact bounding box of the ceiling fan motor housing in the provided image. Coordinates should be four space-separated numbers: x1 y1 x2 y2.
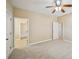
55 0 62 7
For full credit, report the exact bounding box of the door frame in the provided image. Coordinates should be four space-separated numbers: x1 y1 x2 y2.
13 17 30 48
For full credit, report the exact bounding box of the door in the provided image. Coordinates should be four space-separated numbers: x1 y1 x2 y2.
53 21 62 40
6 10 14 58
58 23 62 39
14 17 29 48
53 21 59 40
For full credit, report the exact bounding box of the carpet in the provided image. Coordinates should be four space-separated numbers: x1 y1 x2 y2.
9 39 72 59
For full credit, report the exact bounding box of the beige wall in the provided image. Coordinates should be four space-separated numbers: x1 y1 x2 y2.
58 13 72 42
6 1 14 59
14 8 53 43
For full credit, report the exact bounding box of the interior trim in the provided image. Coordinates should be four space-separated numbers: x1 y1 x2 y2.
29 39 52 46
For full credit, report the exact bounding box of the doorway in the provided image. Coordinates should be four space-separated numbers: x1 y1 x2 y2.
14 17 29 48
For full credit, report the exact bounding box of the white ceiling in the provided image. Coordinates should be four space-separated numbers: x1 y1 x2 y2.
9 0 72 16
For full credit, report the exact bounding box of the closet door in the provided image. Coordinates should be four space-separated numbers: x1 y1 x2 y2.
53 21 62 40
53 22 59 40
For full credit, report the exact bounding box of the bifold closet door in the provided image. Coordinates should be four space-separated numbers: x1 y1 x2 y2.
53 21 62 40
53 22 59 40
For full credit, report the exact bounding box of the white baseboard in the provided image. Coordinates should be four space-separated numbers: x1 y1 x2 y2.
7 48 14 59
29 39 52 46
10 48 14 55
64 39 72 43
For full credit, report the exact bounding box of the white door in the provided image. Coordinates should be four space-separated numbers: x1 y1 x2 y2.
53 21 62 40
58 23 62 39
53 22 59 40
6 10 14 58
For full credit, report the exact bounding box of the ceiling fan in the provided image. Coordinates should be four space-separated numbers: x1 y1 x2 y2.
46 0 72 14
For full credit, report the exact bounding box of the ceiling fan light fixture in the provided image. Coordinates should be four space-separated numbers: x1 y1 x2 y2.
55 7 58 11
55 7 61 11
59 7 61 11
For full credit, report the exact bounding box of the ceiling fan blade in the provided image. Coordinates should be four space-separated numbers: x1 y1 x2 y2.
46 6 54 8
52 9 56 13
63 4 72 7
61 8 65 13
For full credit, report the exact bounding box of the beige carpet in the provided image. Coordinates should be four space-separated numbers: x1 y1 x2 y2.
9 40 72 59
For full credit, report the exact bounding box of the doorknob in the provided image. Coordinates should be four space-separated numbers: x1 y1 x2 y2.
6 38 8 40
